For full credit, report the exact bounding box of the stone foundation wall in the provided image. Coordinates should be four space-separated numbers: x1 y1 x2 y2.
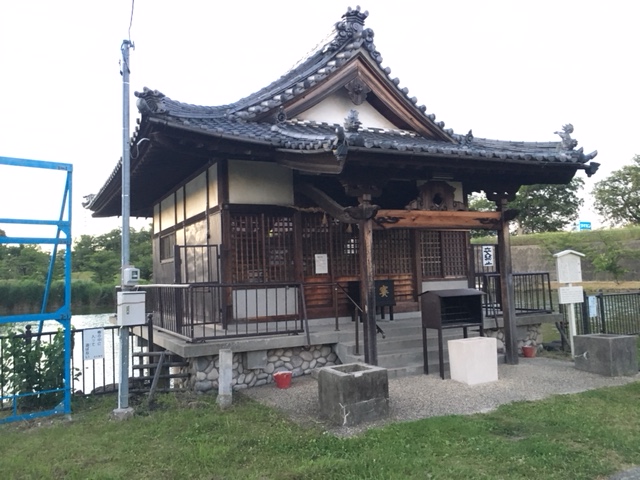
178 344 339 393
484 324 543 353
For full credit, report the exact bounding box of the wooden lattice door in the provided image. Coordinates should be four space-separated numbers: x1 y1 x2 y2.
301 214 360 318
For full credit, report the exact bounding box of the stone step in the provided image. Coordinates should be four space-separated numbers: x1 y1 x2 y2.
333 314 494 380
345 352 507 380
337 330 480 356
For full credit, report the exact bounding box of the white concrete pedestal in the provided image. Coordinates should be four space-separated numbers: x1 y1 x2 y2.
448 337 498 385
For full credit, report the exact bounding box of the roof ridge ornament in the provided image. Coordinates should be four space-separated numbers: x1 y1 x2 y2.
275 107 287 125
329 6 372 51
135 87 168 115
463 129 474 146
344 109 361 132
555 124 578 150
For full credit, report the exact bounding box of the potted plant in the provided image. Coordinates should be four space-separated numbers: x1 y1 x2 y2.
521 343 537 358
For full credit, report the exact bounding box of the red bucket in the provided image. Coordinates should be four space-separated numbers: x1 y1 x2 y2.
273 371 292 389
521 345 537 358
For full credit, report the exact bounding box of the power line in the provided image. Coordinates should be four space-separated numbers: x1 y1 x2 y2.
128 0 135 42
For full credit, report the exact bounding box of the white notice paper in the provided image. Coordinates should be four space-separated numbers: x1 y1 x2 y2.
314 253 328 275
83 328 104 361
588 296 598 317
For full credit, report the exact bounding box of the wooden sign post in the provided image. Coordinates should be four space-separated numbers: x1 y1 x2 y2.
554 250 586 357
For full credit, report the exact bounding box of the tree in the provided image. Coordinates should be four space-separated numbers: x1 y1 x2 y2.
71 227 152 284
509 179 584 234
0 245 51 280
467 193 495 212
468 178 584 235
592 155 640 226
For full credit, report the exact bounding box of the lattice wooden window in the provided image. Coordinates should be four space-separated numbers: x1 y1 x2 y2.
420 231 442 277
442 231 468 277
332 222 359 277
300 213 359 277
420 231 468 278
230 213 294 283
301 213 331 277
374 229 412 274
159 232 175 261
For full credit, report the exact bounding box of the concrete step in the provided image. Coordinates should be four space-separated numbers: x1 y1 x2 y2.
337 330 479 356
334 314 489 380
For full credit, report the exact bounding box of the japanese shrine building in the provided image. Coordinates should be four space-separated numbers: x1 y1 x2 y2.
88 6 598 372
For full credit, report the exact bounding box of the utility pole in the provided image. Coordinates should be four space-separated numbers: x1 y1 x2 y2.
113 39 135 420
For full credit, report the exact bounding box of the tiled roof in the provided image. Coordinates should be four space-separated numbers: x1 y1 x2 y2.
133 101 596 165
135 6 455 138
88 7 599 218
133 6 597 167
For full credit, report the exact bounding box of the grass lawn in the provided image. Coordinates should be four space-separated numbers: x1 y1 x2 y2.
1 383 640 480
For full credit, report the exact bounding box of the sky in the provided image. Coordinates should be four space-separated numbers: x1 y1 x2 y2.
1 0 638 242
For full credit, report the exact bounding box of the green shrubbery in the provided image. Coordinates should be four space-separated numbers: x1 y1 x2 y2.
0 328 76 411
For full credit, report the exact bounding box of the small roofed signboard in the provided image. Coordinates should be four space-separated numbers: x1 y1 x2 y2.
553 250 585 284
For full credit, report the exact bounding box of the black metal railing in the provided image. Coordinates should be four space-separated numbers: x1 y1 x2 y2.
561 291 640 336
140 282 309 342
1 324 149 410
477 272 554 318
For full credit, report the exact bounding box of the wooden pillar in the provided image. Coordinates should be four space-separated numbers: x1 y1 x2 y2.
359 194 378 366
497 198 518 365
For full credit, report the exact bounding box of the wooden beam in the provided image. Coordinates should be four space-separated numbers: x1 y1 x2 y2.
374 210 502 230
497 199 518 365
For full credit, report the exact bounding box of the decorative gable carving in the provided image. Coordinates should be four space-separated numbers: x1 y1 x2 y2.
405 181 467 211
345 77 371 105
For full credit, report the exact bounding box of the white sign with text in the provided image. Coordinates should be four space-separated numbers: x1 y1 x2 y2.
558 286 584 305
83 328 104 361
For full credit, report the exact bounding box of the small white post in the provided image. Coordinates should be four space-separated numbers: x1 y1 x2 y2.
567 283 577 357
217 349 233 409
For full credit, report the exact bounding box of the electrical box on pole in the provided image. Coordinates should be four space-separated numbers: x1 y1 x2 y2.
116 291 146 326
123 266 140 286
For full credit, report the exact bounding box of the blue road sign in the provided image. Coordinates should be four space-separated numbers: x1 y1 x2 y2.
579 221 592 231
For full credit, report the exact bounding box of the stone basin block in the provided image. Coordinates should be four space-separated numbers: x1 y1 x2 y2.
448 337 498 385
574 334 638 377
318 363 389 426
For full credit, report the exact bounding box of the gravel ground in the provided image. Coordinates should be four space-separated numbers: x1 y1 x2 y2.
241 357 640 437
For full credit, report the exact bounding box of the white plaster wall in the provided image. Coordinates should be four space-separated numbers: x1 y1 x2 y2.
153 204 160 231
160 196 175 230
208 212 221 245
228 160 293 205
297 89 397 130
208 165 218 208
233 287 299 319
185 173 207 219
176 188 185 223
174 227 184 246
185 220 206 245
